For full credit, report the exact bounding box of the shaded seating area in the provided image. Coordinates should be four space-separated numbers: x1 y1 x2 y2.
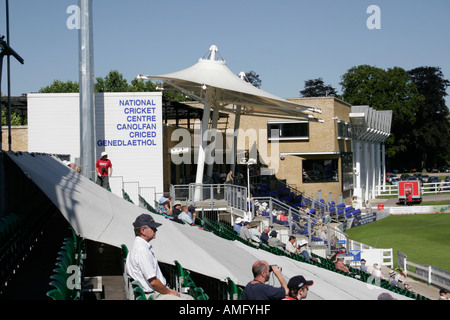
174 260 209 300
0 204 57 296
46 228 86 300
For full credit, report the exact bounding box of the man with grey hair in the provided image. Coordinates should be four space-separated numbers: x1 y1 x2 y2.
125 213 193 300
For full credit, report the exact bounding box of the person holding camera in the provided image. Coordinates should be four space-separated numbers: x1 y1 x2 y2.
96 151 113 189
241 260 288 300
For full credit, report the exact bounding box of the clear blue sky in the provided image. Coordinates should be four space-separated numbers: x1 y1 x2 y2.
2 0 450 105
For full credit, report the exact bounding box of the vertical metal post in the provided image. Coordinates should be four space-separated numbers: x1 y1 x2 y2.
78 0 96 180
206 107 219 178
5 0 11 151
194 90 212 201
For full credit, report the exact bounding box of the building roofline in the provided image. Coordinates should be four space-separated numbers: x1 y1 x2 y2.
286 96 352 108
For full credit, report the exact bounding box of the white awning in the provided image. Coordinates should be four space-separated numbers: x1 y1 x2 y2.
6 152 409 300
138 45 322 121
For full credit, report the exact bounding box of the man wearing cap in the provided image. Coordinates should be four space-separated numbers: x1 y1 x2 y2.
241 260 288 300
95 151 112 189
248 222 262 243
388 270 398 287
335 254 350 274
125 213 193 300
283 275 314 300
239 221 253 243
268 230 285 250
187 205 197 222
360 259 369 273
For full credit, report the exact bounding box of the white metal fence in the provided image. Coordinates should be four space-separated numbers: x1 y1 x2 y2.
376 181 450 196
398 251 450 291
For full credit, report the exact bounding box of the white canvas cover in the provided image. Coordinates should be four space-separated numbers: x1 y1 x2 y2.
139 45 322 120
7 152 410 299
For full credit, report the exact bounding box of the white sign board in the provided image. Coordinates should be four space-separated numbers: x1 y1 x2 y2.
27 92 163 197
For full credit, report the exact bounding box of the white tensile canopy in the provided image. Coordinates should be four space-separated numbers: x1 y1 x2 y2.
7 152 410 300
139 45 322 120
138 45 323 191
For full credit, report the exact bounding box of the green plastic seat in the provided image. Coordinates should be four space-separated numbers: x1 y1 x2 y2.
131 280 148 300
226 277 242 300
46 288 65 300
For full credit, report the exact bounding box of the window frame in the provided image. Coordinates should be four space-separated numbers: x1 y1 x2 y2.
267 119 309 141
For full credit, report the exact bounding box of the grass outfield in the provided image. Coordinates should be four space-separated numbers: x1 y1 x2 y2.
345 213 450 271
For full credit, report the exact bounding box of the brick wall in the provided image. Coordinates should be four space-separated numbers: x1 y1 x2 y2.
1 126 28 151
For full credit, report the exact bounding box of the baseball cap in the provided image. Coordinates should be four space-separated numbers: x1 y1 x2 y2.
133 213 162 229
287 275 314 289
101 151 107 157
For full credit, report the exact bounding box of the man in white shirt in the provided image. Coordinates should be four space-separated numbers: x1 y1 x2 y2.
178 206 204 229
125 213 194 300
248 222 262 243
286 236 298 254
178 205 195 225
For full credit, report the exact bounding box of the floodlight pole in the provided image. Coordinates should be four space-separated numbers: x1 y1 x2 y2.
0 0 24 152
78 0 96 180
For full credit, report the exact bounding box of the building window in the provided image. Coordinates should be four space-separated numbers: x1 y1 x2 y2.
337 121 351 140
303 159 339 183
341 152 354 191
267 120 309 141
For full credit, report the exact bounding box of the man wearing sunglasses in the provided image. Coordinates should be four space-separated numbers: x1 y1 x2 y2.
125 213 193 300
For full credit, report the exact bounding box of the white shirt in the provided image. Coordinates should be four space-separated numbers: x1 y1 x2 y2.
372 268 384 279
286 241 297 254
178 211 193 225
125 236 166 293
249 228 261 243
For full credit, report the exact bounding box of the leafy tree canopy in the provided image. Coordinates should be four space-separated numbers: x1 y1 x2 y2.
243 71 262 88
38 70 190 102
300 78 337 97
340 64 449 169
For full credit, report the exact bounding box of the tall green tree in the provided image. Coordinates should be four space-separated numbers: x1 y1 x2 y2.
340 65 422 168
408 66 450 168
244 71 262 88
95 70 130 92
129 78 158 92
38 70 194 102
300 78 337 97
39 80 79 93
1 108 23 126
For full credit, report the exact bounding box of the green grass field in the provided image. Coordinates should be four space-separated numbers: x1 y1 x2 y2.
345 213 450 271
